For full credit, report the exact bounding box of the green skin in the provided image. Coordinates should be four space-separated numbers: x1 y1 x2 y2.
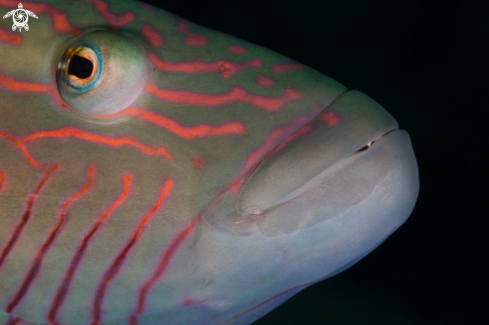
0 1 419 324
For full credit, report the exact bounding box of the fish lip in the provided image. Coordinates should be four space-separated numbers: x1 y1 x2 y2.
240 128 405 218
236 117 400 216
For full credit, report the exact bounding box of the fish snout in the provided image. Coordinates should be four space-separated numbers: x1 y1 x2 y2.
233 90 419 237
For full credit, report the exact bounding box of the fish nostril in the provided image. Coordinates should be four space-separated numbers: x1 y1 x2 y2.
68 55 94 79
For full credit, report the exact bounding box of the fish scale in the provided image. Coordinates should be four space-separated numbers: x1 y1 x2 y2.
0 0 418 324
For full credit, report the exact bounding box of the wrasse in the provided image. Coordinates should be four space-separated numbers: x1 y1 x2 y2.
0 1 419 324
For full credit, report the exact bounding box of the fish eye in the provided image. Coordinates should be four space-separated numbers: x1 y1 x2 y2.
62 46 100 90
57 30 149 116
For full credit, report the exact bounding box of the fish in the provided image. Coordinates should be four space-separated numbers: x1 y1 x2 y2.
0 0 419 324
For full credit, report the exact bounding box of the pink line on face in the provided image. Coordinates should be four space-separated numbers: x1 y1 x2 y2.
0 71 67 109
139 3 154 10
0 164 59 274
0 130 48 167
0 71 51 92
177 23 208 46
93 107 246 139
82 0 135 27
148 52 261 79
132 215 202 320
22 127 173 159
6 165 96 314
228 45 246 54
145 83 301 111
228 105 324 191
92 178 174 324
6 317 23 325
141 24 164 47
257 76 274 87
47 174 133 323
193 156 204 169
264 124 314 163
272 63 303 72
319 111 340 126
0 0 83 35
0 26 21 45
0 170 5 193
0 126 172 167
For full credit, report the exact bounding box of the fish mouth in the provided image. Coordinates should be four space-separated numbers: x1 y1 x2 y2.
353 129 396 154
202 90 419 237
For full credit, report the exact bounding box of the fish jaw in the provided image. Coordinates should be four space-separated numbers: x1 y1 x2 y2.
169 130 419 325
186 90 418 324
203 90 418 237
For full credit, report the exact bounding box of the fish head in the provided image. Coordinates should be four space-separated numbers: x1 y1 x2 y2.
0 0 418 324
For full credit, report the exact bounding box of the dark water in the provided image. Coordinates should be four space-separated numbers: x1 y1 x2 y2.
144 1 487 324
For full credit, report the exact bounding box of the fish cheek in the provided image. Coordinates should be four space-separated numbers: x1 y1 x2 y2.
56 30 149 117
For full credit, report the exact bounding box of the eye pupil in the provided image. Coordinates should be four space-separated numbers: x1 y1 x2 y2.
68 55 94 79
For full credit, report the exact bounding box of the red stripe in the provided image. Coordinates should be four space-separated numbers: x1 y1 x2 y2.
145 84 301 111
141 25 164 47
319 111 340 126
23 127 173 160
5 316 23 325
92 107 246 139
0 72 66 109
148 51 261 79
193 156 204 169
133 215 202 320
0 26 21 46
177 23 208 46
0 71 50 92
0 130 41 167
0 126 172 167
92 179 174 323
47 174 133 323
257 76 274 87
228 106 323 191
264 124 314 163
83 0 135 27
271 63 303 72
0 164 59 272
139 4 154 11
6 165 96 313
0 170 5 192
228 45 246 54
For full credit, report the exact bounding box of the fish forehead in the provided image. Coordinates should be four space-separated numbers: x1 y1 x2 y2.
0 1 415 325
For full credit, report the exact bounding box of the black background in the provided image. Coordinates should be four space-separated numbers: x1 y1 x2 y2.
143 0 487 324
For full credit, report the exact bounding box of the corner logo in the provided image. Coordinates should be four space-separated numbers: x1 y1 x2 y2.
2 3 38 32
